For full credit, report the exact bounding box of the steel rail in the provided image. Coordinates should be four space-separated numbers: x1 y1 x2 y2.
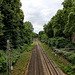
38 44 59 75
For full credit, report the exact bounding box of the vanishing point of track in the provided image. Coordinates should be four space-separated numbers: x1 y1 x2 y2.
26 40 65 75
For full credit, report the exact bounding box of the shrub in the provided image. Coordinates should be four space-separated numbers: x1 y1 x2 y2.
65 43 75 48
48 37 69 48
26 43 34 52
48 38 57 47
68 54 75 64
63 52 72 59
55 37 69 48
0 50 7 71
61 64 75 75
11 49 20 64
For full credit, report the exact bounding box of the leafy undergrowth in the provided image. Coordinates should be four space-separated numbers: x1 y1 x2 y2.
40 42 75 75
11 51 30 75
0 43 35 75
11 43 35 75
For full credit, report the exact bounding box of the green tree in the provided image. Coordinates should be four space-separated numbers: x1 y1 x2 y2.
44 22 53 38
43 0 75 41
23 21 34 44
62 0 72 8
38 31 45 40
32 32 38 38
41 34 48 42
64 12 75 41
52 10 66 37
0 0 24 49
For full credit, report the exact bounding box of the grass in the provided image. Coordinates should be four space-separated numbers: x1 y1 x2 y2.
39 42 75 75
11 43 35 75
11 51 30 75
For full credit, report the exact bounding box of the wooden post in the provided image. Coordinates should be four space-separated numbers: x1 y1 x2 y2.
7 40 11 75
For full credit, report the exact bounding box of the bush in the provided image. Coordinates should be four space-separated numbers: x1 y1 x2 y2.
48 38 57 47
20 44 28 53
26 43 34 52
63 52 72 59
11 49 20 64
0 50 7 71
48 37 69 48
55 37 69 48
65 43 75 48
68 54 75 64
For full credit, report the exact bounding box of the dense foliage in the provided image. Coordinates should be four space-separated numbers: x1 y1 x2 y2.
39 0 75 48
38 0 75 71
38 31 48 43
43 0 75 41
0 0 34 72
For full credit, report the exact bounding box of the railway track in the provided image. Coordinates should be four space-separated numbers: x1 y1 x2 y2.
26 40 65 75
38 43 64 75
27 42 44 75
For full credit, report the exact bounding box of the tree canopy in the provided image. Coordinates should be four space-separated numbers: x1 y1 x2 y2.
0 0 34 72
0 0 34 49
43 0 75 41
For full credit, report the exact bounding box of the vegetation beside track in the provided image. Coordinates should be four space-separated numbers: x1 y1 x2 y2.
0 43 35 75
38 0 75 74
11 43 35 75
39 42 75 75
11 51 30 75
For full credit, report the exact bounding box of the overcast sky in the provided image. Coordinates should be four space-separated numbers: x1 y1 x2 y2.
20 0 64 34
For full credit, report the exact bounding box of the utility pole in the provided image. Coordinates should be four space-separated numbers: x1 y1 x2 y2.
7 40 11 75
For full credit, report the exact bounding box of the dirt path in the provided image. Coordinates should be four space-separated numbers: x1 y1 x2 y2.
26 40 65 75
